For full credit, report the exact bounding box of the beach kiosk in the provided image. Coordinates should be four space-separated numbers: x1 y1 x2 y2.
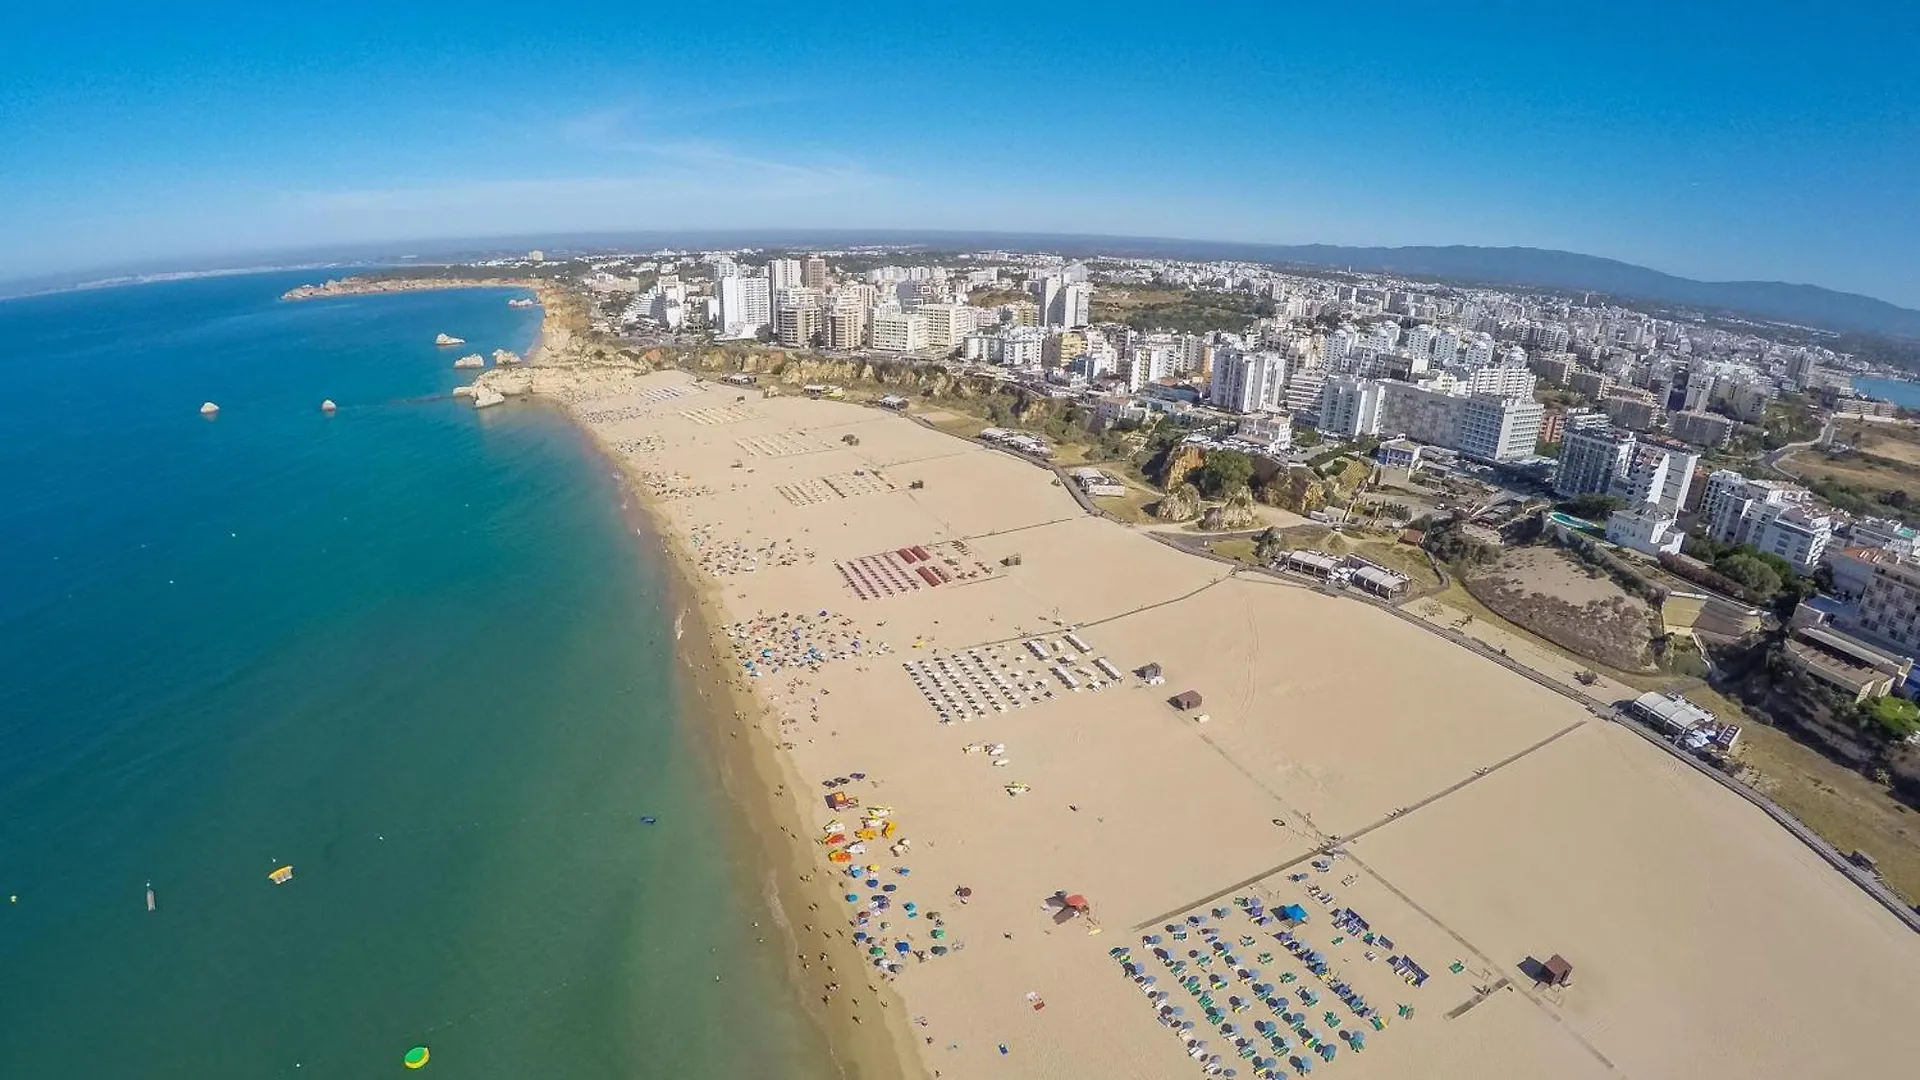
1540 954 1573 988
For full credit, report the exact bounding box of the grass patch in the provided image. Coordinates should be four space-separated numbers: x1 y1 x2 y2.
1735 724 1920 907
1210 538 1261 564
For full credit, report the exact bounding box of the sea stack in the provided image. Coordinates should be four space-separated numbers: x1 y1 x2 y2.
471 386 507 409
492 348 521 365
434 333 466 347
199 401 220 416
453 353 485 369
320 399 338 414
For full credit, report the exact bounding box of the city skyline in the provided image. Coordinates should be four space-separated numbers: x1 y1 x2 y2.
3 2 1917 305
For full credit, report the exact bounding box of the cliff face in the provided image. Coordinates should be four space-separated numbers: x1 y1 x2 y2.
1155 483 1202 521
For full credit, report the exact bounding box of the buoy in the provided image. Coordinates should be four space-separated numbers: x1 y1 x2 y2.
199 402 220 416
404 1046 430 1069
320 399 337 413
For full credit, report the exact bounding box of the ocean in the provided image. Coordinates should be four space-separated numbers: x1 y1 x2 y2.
0 274 834 1078
1853 376 1920 410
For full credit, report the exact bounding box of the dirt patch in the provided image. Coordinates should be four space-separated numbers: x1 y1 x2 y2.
1464 546 1657 671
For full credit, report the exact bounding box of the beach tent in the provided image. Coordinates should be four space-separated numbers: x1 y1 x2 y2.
1064 894 1091 913
1278 904 1308 923
1540 954 1573 987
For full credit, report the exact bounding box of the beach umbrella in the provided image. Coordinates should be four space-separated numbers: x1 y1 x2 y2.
930 929 946 939
845 894 860 903
896 941 912 954
403 1047 430 1070
882 883 897 892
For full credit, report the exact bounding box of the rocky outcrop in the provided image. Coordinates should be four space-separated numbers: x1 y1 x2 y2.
471 386 506 409
435 333 466 347
320 399 337 413
199 401 220 416
1201 487 1260 530
453 354 485 369
1159 444 1206 490
1155 483 1202 522
491 349 521 365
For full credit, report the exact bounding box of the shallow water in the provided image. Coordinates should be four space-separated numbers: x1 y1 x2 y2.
0 274 833 1078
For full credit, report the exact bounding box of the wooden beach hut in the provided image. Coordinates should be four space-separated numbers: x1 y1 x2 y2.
1540 954 1573 987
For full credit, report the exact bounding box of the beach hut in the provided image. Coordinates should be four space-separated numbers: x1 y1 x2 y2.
1278 904 1308 925
1540 954 1573 988
1169 690 1204 711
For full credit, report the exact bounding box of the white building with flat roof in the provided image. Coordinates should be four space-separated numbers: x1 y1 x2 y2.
1318 376 1387 437
869 310 928 353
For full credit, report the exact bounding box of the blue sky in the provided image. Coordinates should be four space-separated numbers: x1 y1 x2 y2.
3 1 1917 305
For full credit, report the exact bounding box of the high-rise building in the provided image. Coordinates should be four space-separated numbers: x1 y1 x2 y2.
1704 471 1814 547
918 303 976 350
769 258 803 290
1317 376 1388 437
1608 439 1699 515
1208 350 1287 413
1840 552 1920 656
1465 367 1537 399
776 300 820 348
1463 333 1497 368
825 306 865 350
802 256 828 291
1452 394 1543 462
716 275 771 339
869 310 929 353
1554 427 1636 499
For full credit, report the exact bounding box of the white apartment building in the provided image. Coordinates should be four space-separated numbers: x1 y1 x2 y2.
918 303 977 349
1403 324 1436 360
1450 393 1543 462
1463 333 1497 368
776 302 820 348
1209 349 1287 413
768 258 803 290
1464 366 1537 399
1852 517 1920 559
1608 440 1699 516
1704 471 1811 546
716 275 771 339
1744 502 1834 574
1317 376 1388 437
825 306 865 350
1430 328 1461 366
1365 321 1401 354
1842 553 1920 657
869 310 928 353
1322 328 1356 367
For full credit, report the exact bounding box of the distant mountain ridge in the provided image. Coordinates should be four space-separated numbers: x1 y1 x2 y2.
1222 244 1920 340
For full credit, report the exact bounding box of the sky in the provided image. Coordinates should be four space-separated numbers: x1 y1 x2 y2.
3 1 1917 305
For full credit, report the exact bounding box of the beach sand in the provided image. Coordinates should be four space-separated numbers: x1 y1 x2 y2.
514 361 1920 1080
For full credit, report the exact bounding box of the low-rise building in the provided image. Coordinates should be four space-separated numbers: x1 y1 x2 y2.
1605 504 1685 555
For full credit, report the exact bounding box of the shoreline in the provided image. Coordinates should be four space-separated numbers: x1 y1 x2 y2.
283 275 924 1080
602 428 925 1080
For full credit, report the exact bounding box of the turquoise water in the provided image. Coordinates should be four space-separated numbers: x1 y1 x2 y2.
1852 376 1920 409
0 275 832 1078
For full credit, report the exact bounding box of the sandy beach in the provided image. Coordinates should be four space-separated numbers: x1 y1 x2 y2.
514 360 1920 1080
279 270 1920 1080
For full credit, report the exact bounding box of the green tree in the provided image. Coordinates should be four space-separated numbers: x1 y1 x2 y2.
1714 553 1783 598
1857 696 1920 741
1194 450 1254 496
1559 493 1625 521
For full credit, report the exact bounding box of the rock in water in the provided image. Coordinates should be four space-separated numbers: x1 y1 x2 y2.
320 399 337 413
491 348 521 365
452 354 485 369
471 386 506 409
434 333 465 347
199 401 220 416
